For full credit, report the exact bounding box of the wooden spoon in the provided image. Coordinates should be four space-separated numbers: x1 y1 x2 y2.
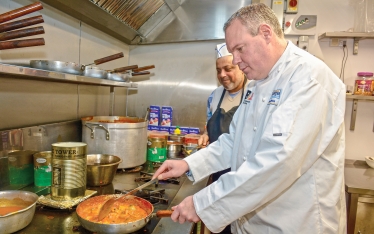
98 178 158 221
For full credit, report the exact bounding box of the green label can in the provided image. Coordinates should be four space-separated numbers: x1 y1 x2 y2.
147 137 167 163
33 151 52 187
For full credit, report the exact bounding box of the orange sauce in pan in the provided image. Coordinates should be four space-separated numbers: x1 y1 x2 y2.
0 198 32 216
77 195 150 224
0 206 28 215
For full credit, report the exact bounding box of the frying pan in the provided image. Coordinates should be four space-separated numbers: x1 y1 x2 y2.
106 65 138 82
76 195 172 234
30 52 124 76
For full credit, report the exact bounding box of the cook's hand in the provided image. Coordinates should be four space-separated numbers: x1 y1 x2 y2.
171 196 201 223
152 160 189 180
198 133 209 148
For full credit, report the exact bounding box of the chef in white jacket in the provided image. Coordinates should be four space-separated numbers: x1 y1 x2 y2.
152 3 347 234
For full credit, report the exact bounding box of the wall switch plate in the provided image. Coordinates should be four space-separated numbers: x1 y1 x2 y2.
330 38 339 47
329 38 347 47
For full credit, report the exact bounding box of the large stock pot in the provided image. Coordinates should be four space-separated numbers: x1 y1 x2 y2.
81 116 148 169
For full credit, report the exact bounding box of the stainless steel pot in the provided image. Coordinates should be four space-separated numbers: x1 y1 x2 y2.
81 116 148 169
0 190 39 234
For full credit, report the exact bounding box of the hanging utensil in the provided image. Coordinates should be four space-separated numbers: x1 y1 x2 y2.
0 26 44 41
144 107 150 122
0 2 43 24
0 38 44 50
0 15 44 33
97 178 158 221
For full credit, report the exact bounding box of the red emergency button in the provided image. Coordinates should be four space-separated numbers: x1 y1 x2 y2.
285 21 291 27
289 0 297 7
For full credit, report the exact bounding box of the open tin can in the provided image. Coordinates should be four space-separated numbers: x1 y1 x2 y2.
51 142 87 201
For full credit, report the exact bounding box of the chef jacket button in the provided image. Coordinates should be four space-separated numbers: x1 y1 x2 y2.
262 98 266 102
253 127 257 131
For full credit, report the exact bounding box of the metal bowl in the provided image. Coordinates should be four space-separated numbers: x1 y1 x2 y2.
86 154 122 186
0 190 39 234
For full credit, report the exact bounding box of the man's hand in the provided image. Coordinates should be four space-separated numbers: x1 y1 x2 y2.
171 196 201 223
152 160 189 180
198 133 209 148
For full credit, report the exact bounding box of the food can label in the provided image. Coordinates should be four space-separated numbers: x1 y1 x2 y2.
354 80 373 95
36 158 47 163
147 147 167 162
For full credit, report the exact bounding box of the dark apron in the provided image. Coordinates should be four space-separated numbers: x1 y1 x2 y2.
207 83 245 182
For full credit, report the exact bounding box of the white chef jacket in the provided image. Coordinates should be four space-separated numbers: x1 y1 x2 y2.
184 41 346 234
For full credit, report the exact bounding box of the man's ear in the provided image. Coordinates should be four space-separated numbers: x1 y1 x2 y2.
258 24 272 42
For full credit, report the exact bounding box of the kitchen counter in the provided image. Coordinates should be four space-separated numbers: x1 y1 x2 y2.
15 165 209 234
345 159 374 234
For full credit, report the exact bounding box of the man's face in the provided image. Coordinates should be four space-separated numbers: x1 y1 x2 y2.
216 55 244 92
225 19 268 80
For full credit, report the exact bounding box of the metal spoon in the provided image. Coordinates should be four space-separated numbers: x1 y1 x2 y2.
97 178 158 221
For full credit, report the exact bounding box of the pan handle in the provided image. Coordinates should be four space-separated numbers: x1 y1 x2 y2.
111 65 138 73
0 15 44 33
92 52 124 65
0 2 43 24
0 26 44 41
0 38 44 50
132 71 150 76
156 210 173 217
132 65 155 72
84 124 110 140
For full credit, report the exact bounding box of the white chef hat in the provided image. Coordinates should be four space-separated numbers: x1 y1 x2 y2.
216 43 232 59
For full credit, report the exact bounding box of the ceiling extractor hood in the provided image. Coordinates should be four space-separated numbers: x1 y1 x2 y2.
40 0 252 45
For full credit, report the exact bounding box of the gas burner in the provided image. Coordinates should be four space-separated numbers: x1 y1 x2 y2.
136 171 180 185
115 188 169 204
117 165 143 173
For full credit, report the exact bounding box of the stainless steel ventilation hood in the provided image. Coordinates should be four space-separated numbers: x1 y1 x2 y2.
40 0 252 45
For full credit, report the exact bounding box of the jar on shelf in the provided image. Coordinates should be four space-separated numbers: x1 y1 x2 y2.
353 72 374 96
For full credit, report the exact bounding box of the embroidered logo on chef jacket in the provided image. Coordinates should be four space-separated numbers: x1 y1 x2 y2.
268 89 281 106
243 90 253 104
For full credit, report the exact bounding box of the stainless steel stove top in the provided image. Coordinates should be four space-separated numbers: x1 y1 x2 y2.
14 162 208 234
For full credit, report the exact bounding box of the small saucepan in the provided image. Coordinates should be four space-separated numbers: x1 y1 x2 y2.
76 195 172 234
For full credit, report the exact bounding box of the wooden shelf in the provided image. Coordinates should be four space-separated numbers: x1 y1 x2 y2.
346 94 374 131
318 32 374 55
